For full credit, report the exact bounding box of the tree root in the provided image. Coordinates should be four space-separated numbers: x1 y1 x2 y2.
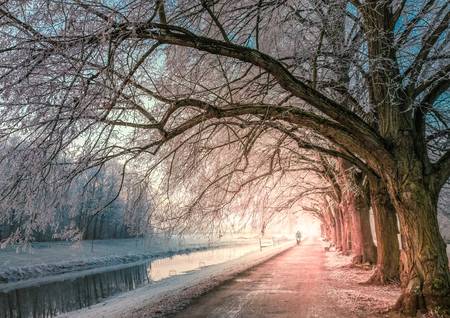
352 255 363 265
362 268 399 286
392 277 450 317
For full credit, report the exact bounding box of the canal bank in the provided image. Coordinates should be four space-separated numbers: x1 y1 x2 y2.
60 241 294 318
0 239 292 318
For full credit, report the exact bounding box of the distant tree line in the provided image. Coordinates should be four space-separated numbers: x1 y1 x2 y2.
0 140 153 244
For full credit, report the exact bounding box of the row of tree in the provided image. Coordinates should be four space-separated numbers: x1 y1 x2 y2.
156 122 447 296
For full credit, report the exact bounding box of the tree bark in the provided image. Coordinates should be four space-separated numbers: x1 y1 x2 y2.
359 3 450 311
339 205 352 255
337 160 377 264
366 175 400 284
353 182 377 265
333 203 343 251
325 206 337 245
387 174 450 315
321 201 337 246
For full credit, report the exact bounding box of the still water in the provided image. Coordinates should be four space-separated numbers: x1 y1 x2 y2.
0 244 261 318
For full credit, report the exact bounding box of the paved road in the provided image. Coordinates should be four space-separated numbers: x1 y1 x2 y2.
171 239 349 318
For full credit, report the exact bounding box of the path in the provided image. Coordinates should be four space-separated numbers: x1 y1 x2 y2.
171 238 352 318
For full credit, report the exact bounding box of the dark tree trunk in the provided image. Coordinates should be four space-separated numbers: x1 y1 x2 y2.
333 204 343 251
345 193 362 262
387 173 450 315
346 190 377 264
338 161 377 264
353 181 377 265
360 2 450 313
339 205 352 255
366 175 400 284
325 203 337 246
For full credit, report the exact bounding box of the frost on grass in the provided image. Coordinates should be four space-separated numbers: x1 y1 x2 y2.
0 236 257 284
324 251 400 317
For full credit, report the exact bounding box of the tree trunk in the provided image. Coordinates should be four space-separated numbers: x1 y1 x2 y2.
388 176 450 315
346 192 362 262
339 206 352 255
345 174 377 264
366 175 400 284
338 208 347 253
333 204 343 251
336 159 376 263
324 203 337 246
361 2 450 313
353 183 377 265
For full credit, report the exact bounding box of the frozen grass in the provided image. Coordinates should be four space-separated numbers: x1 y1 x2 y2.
324 244 450 316
324 250 401 316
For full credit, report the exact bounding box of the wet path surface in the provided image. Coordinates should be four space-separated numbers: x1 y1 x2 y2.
172 239 348 318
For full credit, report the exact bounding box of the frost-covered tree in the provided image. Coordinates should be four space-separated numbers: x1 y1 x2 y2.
0 139 152 243
0 0 449 313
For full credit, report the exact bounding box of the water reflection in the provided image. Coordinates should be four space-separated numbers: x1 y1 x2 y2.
148 245 256 281
0 244 260 318
0 264 149 318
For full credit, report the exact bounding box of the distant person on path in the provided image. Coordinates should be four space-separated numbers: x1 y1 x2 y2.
296 230 302 245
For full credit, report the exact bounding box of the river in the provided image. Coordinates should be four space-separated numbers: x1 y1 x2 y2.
0 243 262 318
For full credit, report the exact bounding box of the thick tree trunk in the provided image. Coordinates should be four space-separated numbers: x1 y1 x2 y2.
337 159 376 264
333 204 343 251
318 213 329 242
343 208 352 254
346 190 377 264
324 203 337 246
366 175 400 284
337 206 351 254
388 177 450 315
354 186 377 265
349 177 377 264
361 2 450 313
323 221 333 242
346 193 362 261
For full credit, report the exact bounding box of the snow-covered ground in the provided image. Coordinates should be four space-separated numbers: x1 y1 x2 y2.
0 235 262 284
324 249 401 316
324 243 450 317
58 241 294 318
